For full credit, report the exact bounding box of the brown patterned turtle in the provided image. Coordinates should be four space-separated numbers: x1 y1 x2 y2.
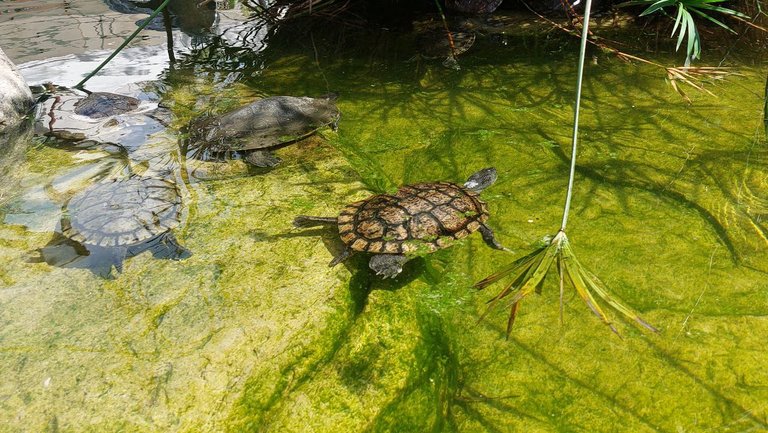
294 167 506 278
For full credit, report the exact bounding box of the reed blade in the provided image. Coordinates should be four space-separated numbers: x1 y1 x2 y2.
562 257 619 335
474 245 546 289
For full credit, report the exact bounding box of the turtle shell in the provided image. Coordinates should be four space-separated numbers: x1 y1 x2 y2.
337 181 489 255
187 95 340 155
73 92 140 119
61 175 184 247
417 28 476 59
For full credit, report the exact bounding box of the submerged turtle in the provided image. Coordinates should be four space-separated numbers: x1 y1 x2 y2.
73 92 140 118
413 19 477 69
48 174 191 276
35 86 165 144
187 95 340 167
417 28 476 60
294 167 506 278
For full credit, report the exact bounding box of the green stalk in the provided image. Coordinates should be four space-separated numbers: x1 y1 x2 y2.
764 71 768 137
560 0 594 232
75 0 172 89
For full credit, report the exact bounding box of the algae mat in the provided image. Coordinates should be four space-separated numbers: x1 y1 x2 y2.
1 20 768 433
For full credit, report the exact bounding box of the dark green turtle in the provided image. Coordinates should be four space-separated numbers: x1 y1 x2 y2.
187 95 340 167
49 174 191 276
413 18 477 69
417 27 476 60
294 168 506 278
34 87 165 144
73 92 140 118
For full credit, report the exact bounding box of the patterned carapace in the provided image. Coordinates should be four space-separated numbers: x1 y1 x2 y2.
337 181 489 255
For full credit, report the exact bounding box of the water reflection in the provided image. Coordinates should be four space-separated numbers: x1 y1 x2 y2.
103 0 216 35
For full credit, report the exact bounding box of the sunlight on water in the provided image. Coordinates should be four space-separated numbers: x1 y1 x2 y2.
1 2 767 432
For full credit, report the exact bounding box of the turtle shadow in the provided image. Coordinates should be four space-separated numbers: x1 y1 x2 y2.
30 231 191 279
341 254 427 316
252 226 426 314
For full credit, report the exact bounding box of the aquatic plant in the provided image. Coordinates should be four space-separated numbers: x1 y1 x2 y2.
618 0 748 66
476 0 659 336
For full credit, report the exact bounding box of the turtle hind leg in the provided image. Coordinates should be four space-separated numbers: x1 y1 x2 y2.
128 232 192 261
150 232 192 260
329 248 353 267
245 149 282 167
369 254 409 279
293 216 337 228
479 223 510 252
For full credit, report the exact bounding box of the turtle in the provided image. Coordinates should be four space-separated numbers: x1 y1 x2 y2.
413 18 478 69
293 167 506 278
34 86 166 145
73 92 140 118
186 95 340 167
47 174 191 276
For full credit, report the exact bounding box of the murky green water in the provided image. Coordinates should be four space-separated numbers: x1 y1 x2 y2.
1 2 768 432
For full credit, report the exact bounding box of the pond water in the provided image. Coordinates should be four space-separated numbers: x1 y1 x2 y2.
1 1 768 432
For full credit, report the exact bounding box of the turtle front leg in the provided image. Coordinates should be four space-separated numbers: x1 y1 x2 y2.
245 149 282 167
369 254 409 279
479 223 510 252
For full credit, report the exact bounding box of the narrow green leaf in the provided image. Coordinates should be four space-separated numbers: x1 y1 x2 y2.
617 0 656 7
505 300 521 337
474 245 545 289
671 3 685 37
676 9 689 52
562 259 619 334
694 3 749 17
684 11 700 60
579 266 659 332
479 246 550 323
689 7 738 33
640 0 678 16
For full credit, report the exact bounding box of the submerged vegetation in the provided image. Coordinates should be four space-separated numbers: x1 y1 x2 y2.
0 0 767 432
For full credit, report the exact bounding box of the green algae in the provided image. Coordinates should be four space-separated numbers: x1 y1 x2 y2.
1 17 768 433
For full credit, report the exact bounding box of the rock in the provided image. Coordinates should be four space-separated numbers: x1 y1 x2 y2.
0 47 34 127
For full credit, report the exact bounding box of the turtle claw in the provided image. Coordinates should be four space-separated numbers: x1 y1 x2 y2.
369 254 407 279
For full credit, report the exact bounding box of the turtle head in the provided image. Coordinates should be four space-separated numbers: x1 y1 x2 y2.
463 167 497 193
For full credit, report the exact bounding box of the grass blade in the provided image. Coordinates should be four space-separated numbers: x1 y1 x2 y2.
684 10 701 60
506 300 521 337
579 266 659 332
694 4 749 19
672 3 684 37
474 246 546 289
562 256 619 334
689 7 737 33
676 8 689 52
640 0 677 16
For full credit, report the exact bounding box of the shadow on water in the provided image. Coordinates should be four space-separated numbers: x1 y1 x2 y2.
251 224 427 313
475 313 768 432
531 127 768 275
31 231 191 278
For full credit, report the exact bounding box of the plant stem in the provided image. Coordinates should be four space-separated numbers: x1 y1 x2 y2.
764 70 768 137
74 0 172 89
560 0 594 232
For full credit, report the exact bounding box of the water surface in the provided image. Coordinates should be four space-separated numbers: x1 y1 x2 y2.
1 2 767 432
